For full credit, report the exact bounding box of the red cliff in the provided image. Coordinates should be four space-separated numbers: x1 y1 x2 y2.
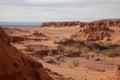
0 27 51 80
40 19 120 28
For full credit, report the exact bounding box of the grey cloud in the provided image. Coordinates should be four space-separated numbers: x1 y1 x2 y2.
0 0 119 8
0 0 120 22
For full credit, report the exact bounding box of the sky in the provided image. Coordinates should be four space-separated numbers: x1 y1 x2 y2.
0 0 120 22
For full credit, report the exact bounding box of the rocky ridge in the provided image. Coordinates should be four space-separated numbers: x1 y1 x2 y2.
40 19 120 28
40 19 120 42
40 21 81 27
0 27 51 80
71 25 114 41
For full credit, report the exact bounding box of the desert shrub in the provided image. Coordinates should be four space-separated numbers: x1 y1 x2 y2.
57 38 75 45
56 38 120 57
115 47 120 52
67 47 78 53
102 45 120 57
103 49 119 57
93 49 101 56
77 39 86 46
81 47 90 54
83 53 90 59
57 38 86 47
72 60 79 67
94 49 100 53
57 46 65 56
87 42 107 50
103 43 120 49
48 50 53 56
66 48 82 57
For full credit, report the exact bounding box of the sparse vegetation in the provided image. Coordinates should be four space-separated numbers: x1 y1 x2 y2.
56 38 120 57
103 49 120 57
57 38 76 45
72 60 79 67
66 48 82 57
77 39 86 47
81 47 90 54
48 50 54 56
83 53 90 59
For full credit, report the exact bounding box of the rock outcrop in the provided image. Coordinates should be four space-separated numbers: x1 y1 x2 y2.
0 27 51 80
40 19 120 28
40 21 81 27
29 30 48 37
72 25 114 41
10 36 25 43
90 19 120 27
71 19 120 41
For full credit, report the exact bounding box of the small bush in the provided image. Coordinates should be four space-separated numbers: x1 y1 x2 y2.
72 60 79 67
77 39 86 46
103 43 120 49
83 53 90 59
88 42 107 50
67 47 78 52
66 48 82 57
103 49 119 57
58 38 86 47
57 38 75 45
115 47 120 52
48 50 53 56
81 47 90 54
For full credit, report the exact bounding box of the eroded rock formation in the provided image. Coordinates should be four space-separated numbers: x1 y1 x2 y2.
40 21 81 27
71 19 120 41
72 25 114 41
40 19 120 28
90 19 120 27
0 27 51 80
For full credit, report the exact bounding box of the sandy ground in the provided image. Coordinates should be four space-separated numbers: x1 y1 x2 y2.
2 26 120 80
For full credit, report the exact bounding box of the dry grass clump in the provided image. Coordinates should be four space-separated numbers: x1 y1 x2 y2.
72 60 79 67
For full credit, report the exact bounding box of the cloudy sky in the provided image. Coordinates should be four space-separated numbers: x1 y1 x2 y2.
0 0 120 22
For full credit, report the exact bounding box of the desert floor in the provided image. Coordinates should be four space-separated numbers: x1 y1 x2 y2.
2 26 120 80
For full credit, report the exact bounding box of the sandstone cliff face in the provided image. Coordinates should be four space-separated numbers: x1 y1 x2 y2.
0 27 51 80
72 25 114 41
40 19 120 28
90 19 120 27
40 19 120 42
40 21 81 27
71 19 120 41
